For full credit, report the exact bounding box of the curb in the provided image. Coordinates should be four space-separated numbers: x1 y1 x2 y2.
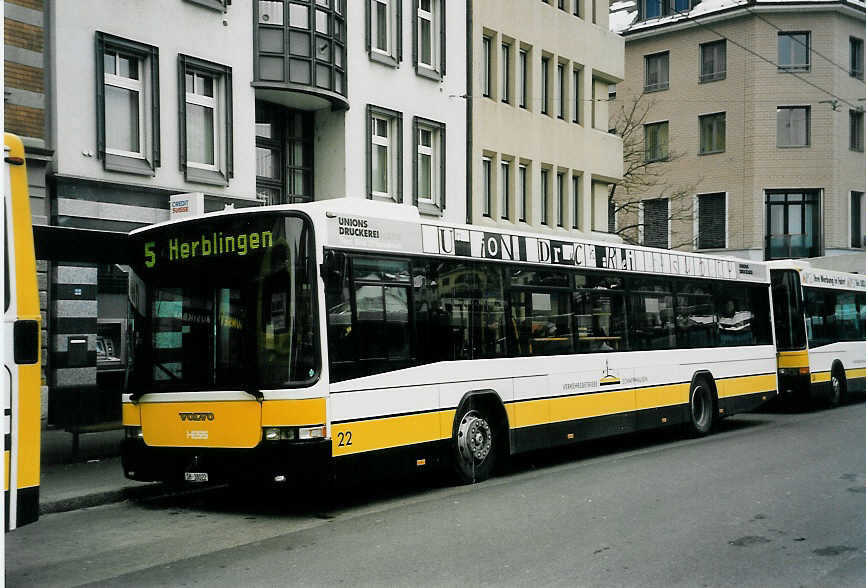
40 483 171 515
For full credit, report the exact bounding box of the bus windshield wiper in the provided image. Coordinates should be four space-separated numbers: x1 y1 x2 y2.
130 362 181 402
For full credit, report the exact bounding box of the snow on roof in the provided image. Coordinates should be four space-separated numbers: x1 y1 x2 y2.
610 0 865 35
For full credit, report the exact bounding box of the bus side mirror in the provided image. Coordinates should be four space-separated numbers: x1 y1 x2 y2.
13 320 39 365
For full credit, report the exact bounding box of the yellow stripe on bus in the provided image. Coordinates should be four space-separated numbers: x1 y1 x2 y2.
515 389 635 428
331 373 776 456
331 409 456 456
635 383 690 409
262 398 326 426
777 350 809 369
811 371 831 383
846 368 866 380
717 373 776 398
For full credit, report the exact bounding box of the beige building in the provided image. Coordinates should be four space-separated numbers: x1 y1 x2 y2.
611 0 866 264
469 0 624 237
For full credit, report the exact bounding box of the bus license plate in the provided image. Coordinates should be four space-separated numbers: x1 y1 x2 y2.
184 472 209 483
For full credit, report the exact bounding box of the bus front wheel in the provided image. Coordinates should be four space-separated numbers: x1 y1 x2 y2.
687 377 715 437
453 407 496 483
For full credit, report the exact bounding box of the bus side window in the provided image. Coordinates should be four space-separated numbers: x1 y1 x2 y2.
324 252 356 381
859 294 866 341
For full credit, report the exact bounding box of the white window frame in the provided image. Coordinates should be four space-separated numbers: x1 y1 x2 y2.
556 171 565 227
104 51 145 159
501 42 511 104
371 0 392 56
416 124 439 206
541 57 550 115
371 114 394 200
518 163 528 222
482 36 491 97
518 48 528 109
482 156 492 217
556 62 565 119
540 168 550 225
500 159 511 220
417 0 436 70
185 71 220 172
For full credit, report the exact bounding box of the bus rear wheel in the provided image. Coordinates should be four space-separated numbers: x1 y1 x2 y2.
829 367 846 407
687 377 715 437
453 408 496 483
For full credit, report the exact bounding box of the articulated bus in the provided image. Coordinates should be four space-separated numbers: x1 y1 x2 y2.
121 199 777 486
771 261 866 406
3 133 41 529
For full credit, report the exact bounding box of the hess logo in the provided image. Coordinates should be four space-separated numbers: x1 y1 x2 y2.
179 412 215 422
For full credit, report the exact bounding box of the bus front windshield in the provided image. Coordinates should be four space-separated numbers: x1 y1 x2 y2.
127 214 317 393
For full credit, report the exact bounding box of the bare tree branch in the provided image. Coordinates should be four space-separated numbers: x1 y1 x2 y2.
609 92 700 250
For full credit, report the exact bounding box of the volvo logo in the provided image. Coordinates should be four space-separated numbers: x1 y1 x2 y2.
179 412 215 422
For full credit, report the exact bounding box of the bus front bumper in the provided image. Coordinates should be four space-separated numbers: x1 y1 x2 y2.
121 437 331 486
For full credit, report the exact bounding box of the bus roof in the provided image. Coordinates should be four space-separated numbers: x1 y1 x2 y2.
131 198 770 284
768 260 866 292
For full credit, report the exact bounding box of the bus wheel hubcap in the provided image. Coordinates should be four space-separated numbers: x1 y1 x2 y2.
458 411 492 464
831 375 841 402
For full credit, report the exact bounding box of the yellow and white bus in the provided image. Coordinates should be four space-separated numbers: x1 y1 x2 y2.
3 133 41 529
771 261 866 406
122 199 777 486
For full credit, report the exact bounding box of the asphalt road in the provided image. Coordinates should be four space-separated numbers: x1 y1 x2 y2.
7 401 865 588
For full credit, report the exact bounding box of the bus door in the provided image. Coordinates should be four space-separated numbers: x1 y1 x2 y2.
771 269 809 395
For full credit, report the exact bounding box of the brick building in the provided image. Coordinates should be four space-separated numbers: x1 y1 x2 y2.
610 0 866 268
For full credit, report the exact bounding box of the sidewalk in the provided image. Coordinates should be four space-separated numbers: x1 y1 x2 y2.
38 427 168 515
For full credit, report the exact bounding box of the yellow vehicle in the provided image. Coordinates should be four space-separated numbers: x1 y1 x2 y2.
3 133 41 529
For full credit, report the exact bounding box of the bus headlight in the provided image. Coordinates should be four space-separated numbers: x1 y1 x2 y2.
125 426 143 440
263 427 297 441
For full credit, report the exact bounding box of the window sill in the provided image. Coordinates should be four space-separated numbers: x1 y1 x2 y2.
371 193 400 204
778 66 809 73
699 74 726 83
104 153 155 176
369 51 399 68
418 201 443 216
776 144 810 149
183 0 226 12
643 85 669 93
184 166 228 186
698 149 725 156
415 65 442 82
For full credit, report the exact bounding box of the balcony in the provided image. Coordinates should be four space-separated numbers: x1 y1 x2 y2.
253 0 348 111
